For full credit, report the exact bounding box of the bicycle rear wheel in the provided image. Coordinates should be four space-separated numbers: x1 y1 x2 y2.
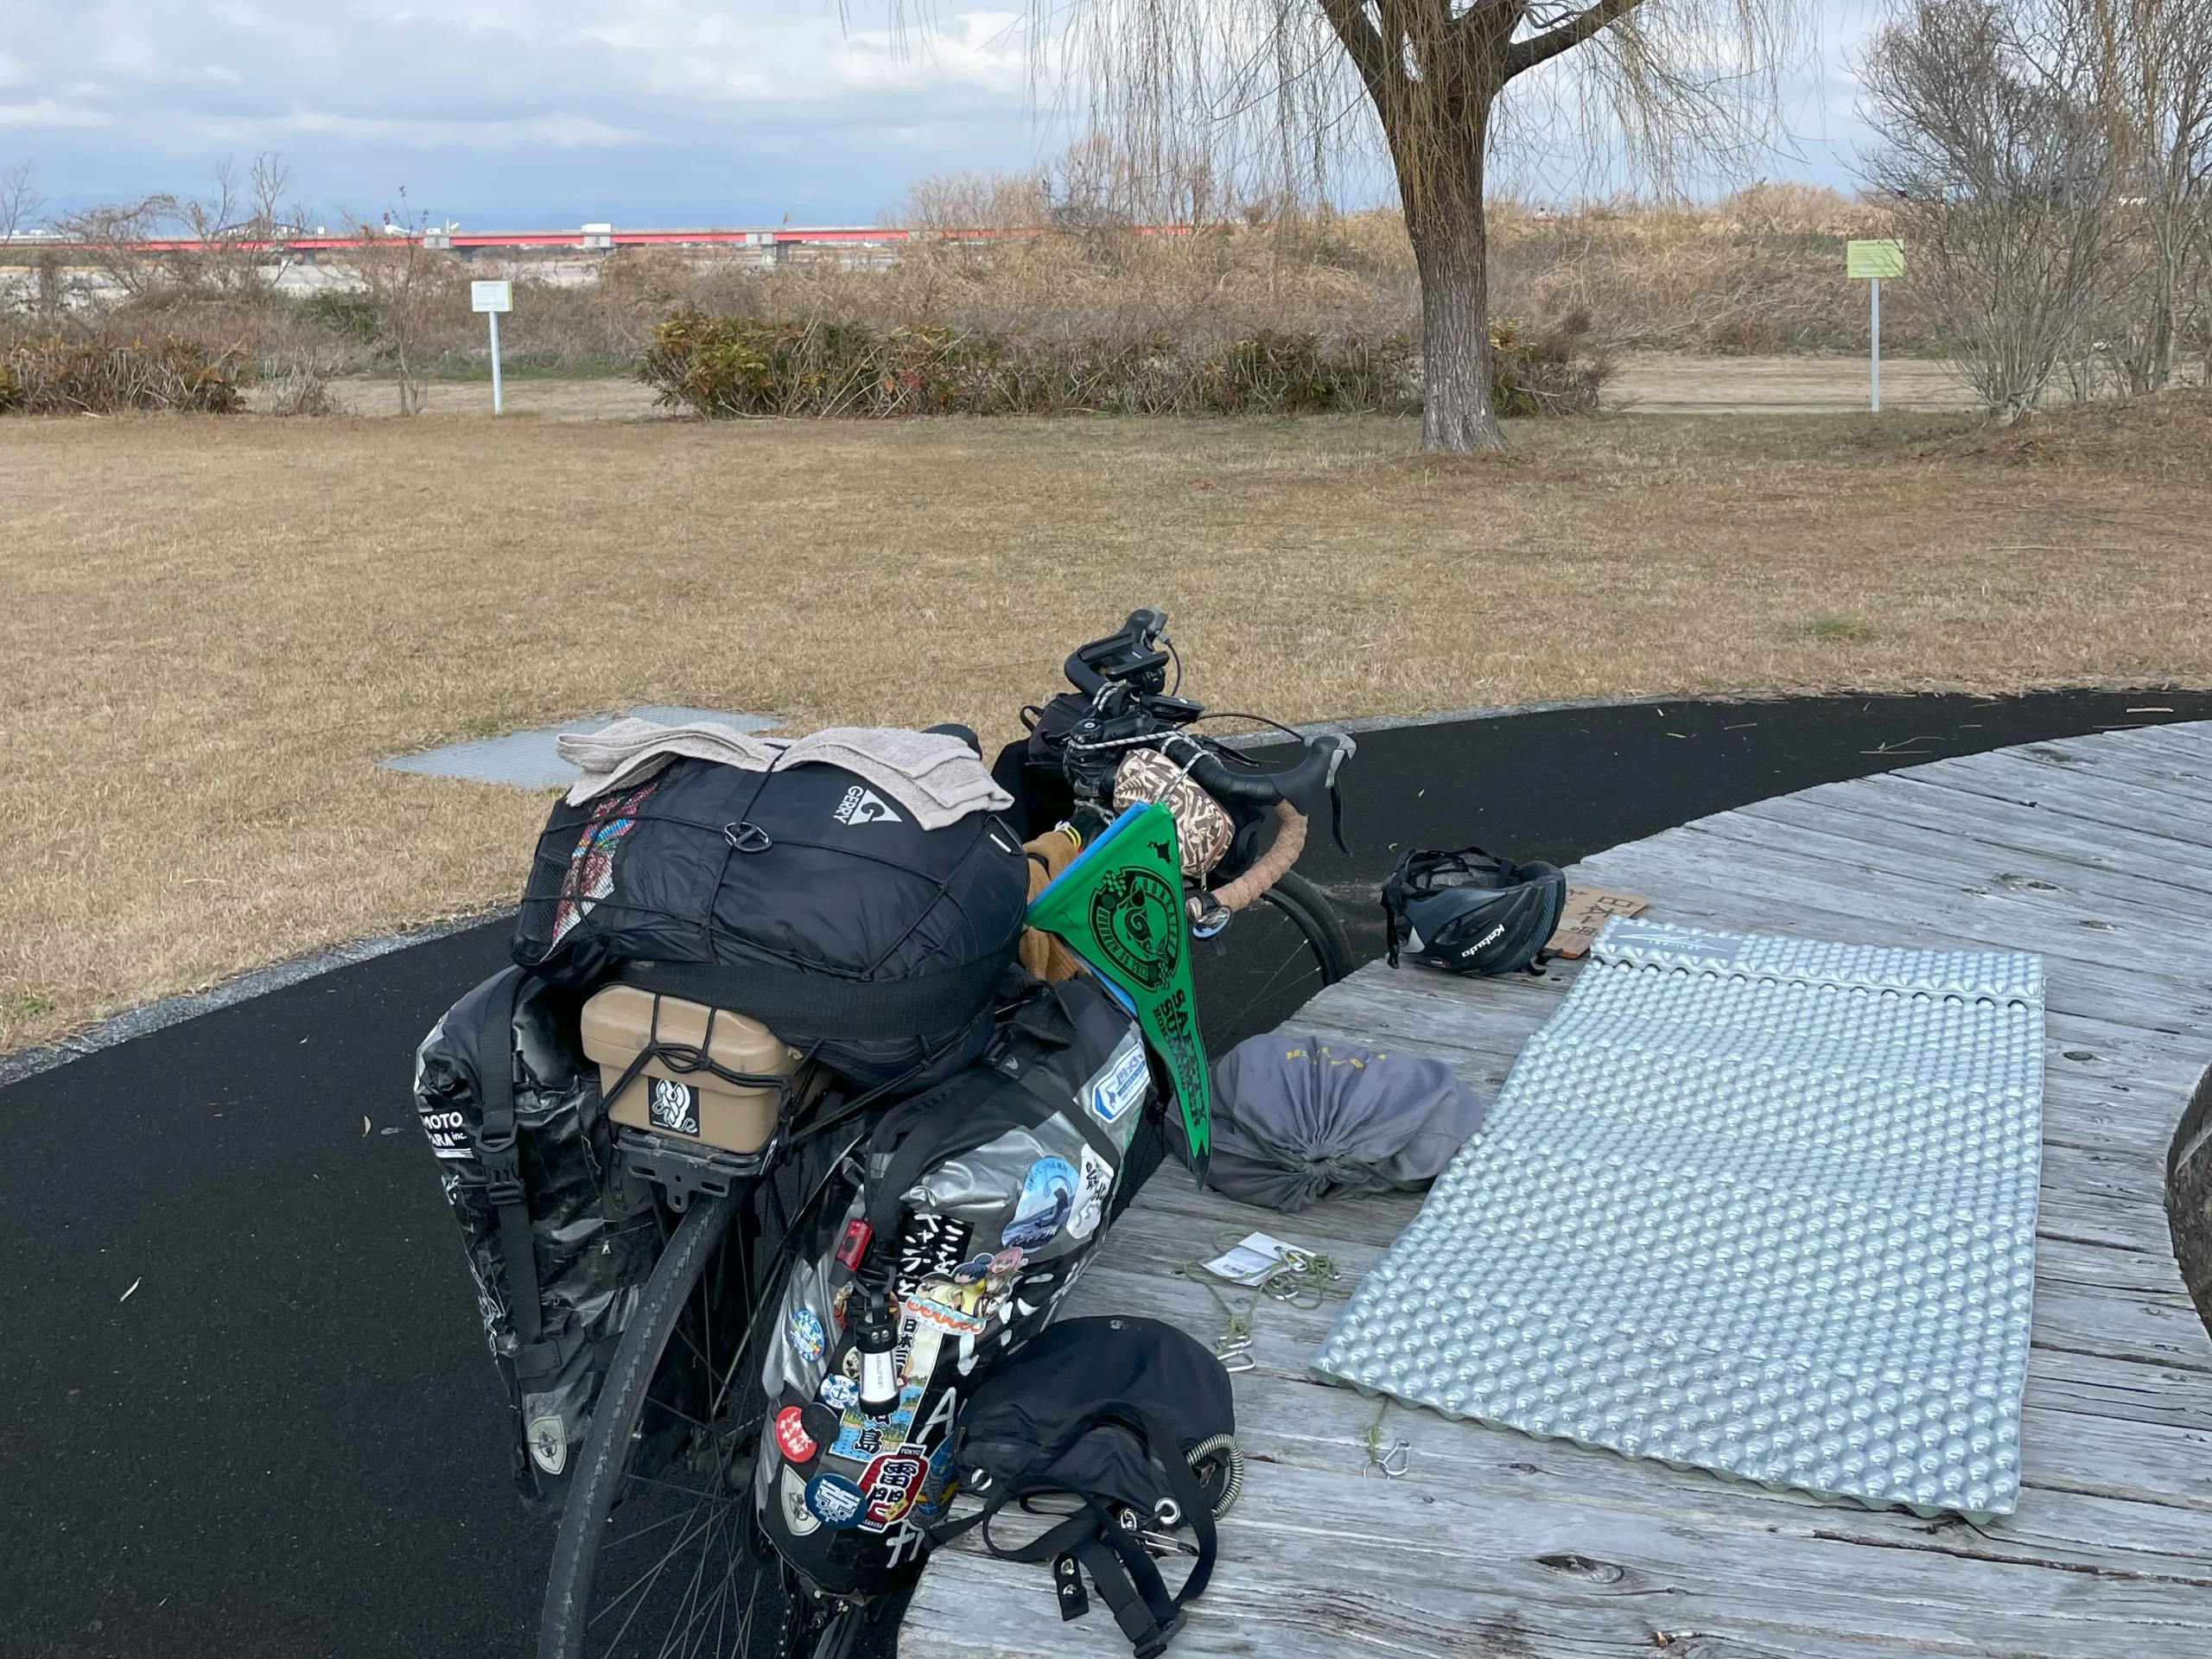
1190 868 1354 1052
538 1189 780 1659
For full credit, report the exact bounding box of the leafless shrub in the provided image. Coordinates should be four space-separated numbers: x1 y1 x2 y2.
897 171 1052 232
343 196 463 414
2076 0 2212 393
0 165 38 249
1860 0 2121 424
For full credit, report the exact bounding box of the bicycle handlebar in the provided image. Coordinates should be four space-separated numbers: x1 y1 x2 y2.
1168 730 1355 819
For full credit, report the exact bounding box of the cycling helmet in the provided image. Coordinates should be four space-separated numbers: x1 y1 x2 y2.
1382 845 1567 976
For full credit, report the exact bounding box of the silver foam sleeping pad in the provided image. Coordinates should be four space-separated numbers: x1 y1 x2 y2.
1312 917 2044 1520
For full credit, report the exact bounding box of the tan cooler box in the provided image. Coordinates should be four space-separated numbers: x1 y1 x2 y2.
580 984 801 1154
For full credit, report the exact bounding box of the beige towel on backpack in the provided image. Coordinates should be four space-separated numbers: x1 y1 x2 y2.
559 720 1013 831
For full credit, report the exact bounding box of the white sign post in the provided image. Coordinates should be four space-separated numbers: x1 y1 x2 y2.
471 280 514 415
1846 240 1905 412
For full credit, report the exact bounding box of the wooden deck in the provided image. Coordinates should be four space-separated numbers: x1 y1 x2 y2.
905 721 2212 1659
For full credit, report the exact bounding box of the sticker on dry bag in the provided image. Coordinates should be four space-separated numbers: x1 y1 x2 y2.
1001 1157 1077 1252
774 1405 819 1465
787 1307 827 1365
1026 801 1211 1176
818 1373 858 1413
857 1446 931 1531
1083 1029 1149 1136
805 1472 866 1529
647 1076 700 1136
780 1467 822 1537
1068 1144 1113 1242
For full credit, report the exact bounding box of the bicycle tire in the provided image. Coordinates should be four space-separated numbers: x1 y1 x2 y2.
1191 868 1353 1052
538 1189 744 1659
1267 869 1354 982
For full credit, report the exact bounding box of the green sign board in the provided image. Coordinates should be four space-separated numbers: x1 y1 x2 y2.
1847 238 1906 279
1026 801 1211 1179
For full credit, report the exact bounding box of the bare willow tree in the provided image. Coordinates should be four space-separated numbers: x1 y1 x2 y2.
1033 0 1809 450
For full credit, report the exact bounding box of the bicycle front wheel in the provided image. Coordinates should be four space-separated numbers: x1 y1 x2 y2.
538 1189 779 1659
1191 868 1354 1052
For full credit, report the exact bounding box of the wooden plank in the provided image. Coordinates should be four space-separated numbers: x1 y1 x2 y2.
1740 778 2212 906
1895 762 2212 856
910 1450 2212 1659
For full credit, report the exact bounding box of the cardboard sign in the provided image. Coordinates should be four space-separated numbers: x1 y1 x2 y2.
1847 239 1905 279
1545 887 1650 959
470 280 513 314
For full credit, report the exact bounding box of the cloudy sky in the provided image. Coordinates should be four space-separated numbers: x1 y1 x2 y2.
2 2 1886 229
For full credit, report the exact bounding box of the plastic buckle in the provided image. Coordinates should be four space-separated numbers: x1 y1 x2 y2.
485 1178 525 1207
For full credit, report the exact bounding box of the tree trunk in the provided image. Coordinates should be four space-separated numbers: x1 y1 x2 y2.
1401 118 1502 453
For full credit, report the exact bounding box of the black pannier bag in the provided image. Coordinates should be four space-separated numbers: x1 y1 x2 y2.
414 967 661 1505
752 971 1160 1599
511 757 1032 1090
931 1317 1240 1659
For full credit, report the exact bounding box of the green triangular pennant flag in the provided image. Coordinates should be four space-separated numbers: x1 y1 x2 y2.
1026 801 1211 1180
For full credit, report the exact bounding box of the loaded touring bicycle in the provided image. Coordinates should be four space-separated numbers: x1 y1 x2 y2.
411 610 1353 1657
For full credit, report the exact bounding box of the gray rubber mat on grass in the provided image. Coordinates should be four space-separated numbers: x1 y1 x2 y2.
1313 918 2044 1519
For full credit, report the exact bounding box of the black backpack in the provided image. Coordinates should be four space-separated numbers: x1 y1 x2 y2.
754 973 1164 1599
413 968 662 1505
931 1317 1239 1659
511 757 1032 1090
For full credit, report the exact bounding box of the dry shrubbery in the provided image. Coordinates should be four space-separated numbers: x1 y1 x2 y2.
1488 186 1927 354
2 167 1927 418
0 333 246 413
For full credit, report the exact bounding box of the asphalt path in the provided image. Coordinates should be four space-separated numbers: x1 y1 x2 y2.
6 688 2208 1659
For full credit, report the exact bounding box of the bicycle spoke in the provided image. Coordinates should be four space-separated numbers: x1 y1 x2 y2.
586 1497 717 1649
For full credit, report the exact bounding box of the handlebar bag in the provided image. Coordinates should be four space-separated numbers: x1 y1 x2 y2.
412 967 663 1508
753 971 1162 1599
510 755 1032 1090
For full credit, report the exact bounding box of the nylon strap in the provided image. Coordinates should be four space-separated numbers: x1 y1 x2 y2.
619 946 1013 1042
472 969 543 1352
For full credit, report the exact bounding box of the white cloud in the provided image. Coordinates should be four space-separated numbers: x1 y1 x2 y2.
0 1 1881 222
0 98 111 129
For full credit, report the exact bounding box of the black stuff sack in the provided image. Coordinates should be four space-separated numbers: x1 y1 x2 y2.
414 967 662 1506
932 1317 1241 1659
511 755 1032 1090
752 972 1162 1599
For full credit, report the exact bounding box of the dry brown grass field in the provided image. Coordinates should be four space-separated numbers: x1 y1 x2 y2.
5 395 2209 1054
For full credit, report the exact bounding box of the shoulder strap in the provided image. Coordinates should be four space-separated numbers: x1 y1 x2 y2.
931 1401 1218 1659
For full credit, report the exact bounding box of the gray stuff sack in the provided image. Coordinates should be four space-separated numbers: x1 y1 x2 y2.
1207 1033 1485 1211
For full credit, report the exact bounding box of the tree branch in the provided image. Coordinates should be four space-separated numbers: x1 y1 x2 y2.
1316 0 1395 102
1504 0 1644 79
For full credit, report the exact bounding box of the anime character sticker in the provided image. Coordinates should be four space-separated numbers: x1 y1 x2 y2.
1001 1157 1078 1252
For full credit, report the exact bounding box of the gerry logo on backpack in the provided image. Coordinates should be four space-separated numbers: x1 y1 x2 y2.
833 785 901 826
